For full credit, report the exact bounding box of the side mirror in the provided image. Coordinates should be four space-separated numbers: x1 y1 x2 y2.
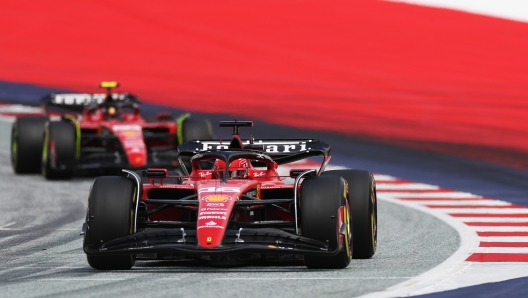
289 169 317 178
142 168 168 178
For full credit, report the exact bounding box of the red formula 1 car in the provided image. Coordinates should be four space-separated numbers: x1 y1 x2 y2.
82 121 377 269
10 82 212 179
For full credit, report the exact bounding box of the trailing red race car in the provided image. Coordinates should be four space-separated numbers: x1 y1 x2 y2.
82 120 377 269
10 82 212 179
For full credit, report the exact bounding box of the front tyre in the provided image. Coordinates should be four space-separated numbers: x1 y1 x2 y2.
300 175 351 269
323 170 377 259
84 176 137 270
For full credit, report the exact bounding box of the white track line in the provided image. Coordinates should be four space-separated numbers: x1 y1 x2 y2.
379 192 480 198
461 218 528 223
373 174 397 181
442 209 528 214
472 227 528 232
417 201 511 206
0 222 16 228
474 247 528 253
479 237 528 242
376 184 440 190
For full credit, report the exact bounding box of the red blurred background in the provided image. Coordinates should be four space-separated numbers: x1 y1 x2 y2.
1 0 527 168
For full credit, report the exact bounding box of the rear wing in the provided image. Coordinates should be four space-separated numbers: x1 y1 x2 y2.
40 93 140 114
178 138 331 165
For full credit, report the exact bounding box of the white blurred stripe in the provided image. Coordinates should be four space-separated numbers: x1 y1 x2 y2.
479 237 528 242
444 209 528 214
373 174 397 181
376 183 439 190
463 218 528 223
378 192 480 198
0 104 41 113
474 247 528 254
325 165 348 170
419 200 511 206
471 226 528 232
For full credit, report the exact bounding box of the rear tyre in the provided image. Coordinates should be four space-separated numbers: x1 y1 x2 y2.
323 170 377 259
84 176 137 270
11 117 46 173
42 120 76 179
180 117 213 143
300 175 351 269
178 116 213 172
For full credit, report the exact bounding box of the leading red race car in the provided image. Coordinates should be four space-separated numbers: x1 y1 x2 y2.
10 82 212 179
82 120 377 269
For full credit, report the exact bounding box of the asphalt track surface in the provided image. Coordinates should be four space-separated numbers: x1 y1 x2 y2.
0 118 462 297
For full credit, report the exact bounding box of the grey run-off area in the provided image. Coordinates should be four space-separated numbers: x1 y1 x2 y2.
0 119 459 298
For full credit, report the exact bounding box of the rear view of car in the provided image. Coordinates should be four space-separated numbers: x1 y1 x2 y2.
11 82 213 179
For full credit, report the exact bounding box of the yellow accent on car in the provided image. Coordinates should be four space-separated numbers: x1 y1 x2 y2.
99 81 119 88
63 115 81 159
344 206 351 258
176 113 191 145
204 195 230 202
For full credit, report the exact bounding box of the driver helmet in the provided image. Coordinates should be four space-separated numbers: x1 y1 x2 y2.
107 106 117 117
213 158 250 179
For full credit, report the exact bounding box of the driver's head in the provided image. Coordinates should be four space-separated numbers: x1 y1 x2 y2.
107 106 117 117
103 103 122 120
213 158 249 179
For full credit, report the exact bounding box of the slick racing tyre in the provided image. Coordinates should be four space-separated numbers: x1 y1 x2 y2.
42 120 76 179
178 116 213 171
84 176 137 270
323 170 377 259
180 116 213 144
11 117 46 174
300 175 351 269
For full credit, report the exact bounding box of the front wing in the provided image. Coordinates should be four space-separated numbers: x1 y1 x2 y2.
84 228 342 257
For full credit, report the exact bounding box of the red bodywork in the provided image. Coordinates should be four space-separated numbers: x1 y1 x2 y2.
43 92 180 170
143 154 286 248
78 108 176 168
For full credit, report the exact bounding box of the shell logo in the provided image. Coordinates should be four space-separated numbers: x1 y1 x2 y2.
203 195 231 202
123 130 137 137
